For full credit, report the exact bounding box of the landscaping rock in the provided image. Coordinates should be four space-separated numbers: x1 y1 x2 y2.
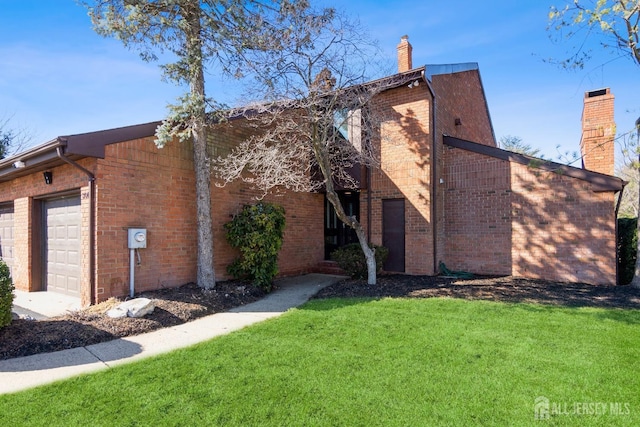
107 298 155 319
10 312 36 321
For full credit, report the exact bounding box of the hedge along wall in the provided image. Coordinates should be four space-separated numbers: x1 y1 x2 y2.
618 217 637 285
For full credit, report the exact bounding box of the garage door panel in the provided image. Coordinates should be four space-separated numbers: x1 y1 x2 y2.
0 206 14 276
68 250 79 265
44 197 81 296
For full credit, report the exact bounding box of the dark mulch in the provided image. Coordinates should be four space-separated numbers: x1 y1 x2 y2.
315 274 640 309
2 274 640 362
0 281 266 361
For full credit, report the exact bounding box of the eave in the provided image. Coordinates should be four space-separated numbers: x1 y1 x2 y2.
0 121 160 183
443 135 626 192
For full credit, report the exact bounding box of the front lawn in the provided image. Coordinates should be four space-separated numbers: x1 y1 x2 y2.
1 297 638 426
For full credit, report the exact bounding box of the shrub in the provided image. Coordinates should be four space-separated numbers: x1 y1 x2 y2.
0 259 14 328
618 217 637 285
225 202 286 292
330 243 389 279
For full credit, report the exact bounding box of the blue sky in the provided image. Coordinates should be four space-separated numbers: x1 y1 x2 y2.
0 0 637 160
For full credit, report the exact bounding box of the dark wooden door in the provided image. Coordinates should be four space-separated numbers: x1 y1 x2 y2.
383 199 405 272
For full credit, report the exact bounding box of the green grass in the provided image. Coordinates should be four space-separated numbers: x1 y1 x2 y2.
1 297 639 426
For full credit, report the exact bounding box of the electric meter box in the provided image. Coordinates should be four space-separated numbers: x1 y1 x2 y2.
128 228 147 249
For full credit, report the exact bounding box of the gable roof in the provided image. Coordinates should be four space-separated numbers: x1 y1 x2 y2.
443 135 625 192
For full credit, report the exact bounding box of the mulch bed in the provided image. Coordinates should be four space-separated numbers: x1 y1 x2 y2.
0 281 265 361
2 275 639 361
315 274 640 309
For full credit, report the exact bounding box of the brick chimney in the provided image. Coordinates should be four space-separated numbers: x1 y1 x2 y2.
581 88 615 176
397 35 413 73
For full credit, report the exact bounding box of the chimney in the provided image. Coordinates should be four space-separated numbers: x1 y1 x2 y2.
397 35 413 73
580 88 615 176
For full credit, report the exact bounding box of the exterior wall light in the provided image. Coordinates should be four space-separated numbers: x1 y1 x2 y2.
13 160 25 168
43 171 53 185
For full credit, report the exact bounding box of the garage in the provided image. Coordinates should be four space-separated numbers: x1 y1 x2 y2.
0 204 14 276
44 196 81 296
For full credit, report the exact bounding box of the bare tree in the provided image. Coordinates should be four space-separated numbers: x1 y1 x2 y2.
0 115 33 159
213 8 390 285
83 0 309 290
548 0 640 69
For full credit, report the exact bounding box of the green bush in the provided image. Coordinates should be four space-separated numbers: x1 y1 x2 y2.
0 259 14 328
330 243 389 279
618 217 637 285
225 202 286 292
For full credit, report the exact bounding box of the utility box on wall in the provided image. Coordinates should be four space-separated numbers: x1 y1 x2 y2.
128 228 147 249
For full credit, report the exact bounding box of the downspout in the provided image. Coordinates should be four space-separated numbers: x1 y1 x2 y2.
614 186 624 285
56 146 96 304
423 70 439 275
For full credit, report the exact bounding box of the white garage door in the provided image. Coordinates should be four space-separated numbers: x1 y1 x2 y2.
44 196 81 296
0 205 14 277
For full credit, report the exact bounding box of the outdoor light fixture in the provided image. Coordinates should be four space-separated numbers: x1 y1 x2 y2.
455 118 462 126
407 80 420 89
43 171 53 185
12 160 25 169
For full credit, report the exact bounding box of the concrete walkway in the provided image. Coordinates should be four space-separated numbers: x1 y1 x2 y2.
0 274 343 395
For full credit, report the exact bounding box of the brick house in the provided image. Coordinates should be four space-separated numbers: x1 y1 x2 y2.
0 36 624 306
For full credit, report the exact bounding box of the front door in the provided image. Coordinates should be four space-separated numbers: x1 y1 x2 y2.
383 198 405 272
324 191 360 259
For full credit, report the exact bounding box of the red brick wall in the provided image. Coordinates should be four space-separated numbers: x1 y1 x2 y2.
3 122 323 304
443 147 512 275
431 70 496 147
95 130 324 302
444 146 617 285
510 162 616 285
364 84 434 274
208 119 325 280
94 137 198 300
432 69 497 274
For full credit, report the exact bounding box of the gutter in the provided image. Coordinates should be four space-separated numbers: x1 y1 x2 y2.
56 145 97 305
423 70 439 275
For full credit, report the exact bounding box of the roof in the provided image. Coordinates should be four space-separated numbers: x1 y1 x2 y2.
0 121 160 182
443 135 626 192
424 62 479 79
0 64 473 183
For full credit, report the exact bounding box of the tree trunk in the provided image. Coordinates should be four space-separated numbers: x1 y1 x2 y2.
311 117 377 284
187 8 216 290
325 185 377 285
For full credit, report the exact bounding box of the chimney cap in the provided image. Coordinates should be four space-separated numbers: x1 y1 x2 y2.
585 88 610 98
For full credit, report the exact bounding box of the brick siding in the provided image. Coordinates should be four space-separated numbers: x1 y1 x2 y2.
444 146 617 284
364 84 435 274
581 89 615 176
